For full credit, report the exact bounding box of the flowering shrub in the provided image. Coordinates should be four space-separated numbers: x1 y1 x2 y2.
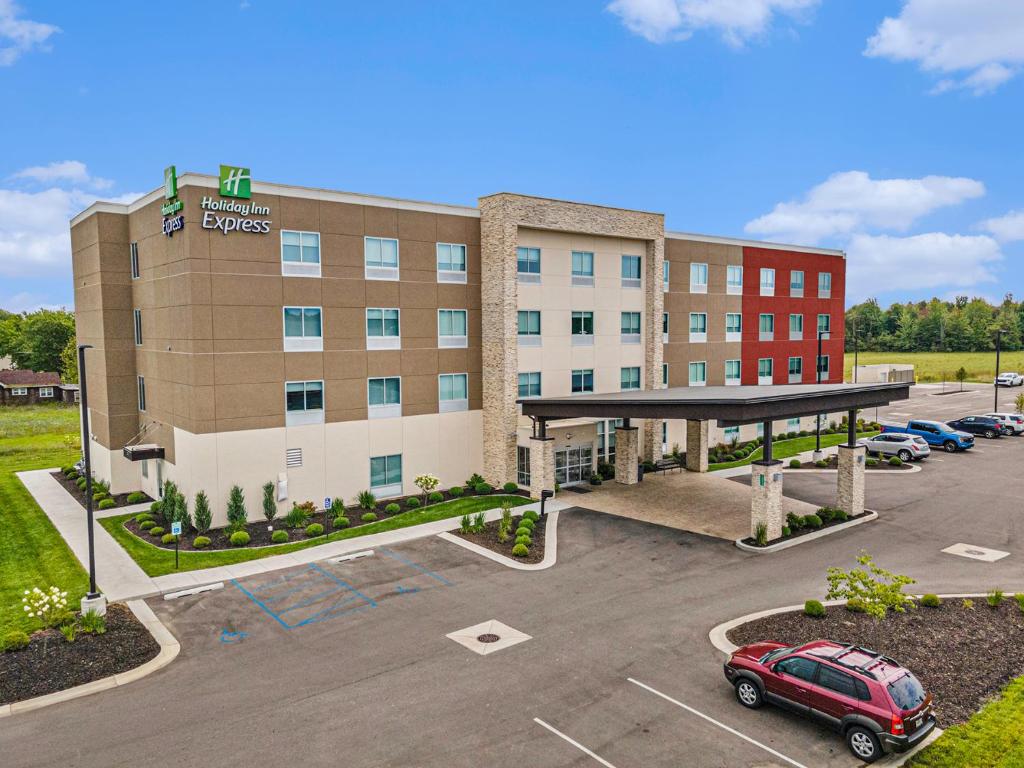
22 586 70 628
414 473 440 503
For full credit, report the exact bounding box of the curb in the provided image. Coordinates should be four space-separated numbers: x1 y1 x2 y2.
734 510 878 554
437 509 561 571
0 600 179 718
786 463 922 474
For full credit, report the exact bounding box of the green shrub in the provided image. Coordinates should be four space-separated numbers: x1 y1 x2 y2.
987 589 1004 608
150 501 163 516
1015 594 1024 614
845 598 868 613
192 536 211 549
98 498 116 510
161 533 177 545
262 481 277 522
474 482 493 495
866 457 879 467
519 517 535 531
465 473 485 488
817 507 835 523
888 456 902 466
76 477 87 489
471 511 486 533
229 530 250 547
590 476 603 485
384 503 401 514
804 600 826 618
803 514 823 529
358 490 377 510
1 630 30 652
798 430 809 437
270 530 289 543
78 610 106 635
284 503 310 529
826 552 916 620
522 510 539 523
514 535 531 547
333 516 349 529
815 459 829 468
789 458 801 469
149 526 164 537
405 496 421 509
139 520 155 530
448 486 464 497
428 491 444 504
511 543 529 558
754 522 768 547
920 593 941 608
92 491 108 502
786 513 804 529
125 491 145 504
193 490 212 534
502 482 518 493
963 598 975 610
226 485 247 531
305 523 324 537
514 526 531 538
134 512 153 524
361 512 377 523
459 513 472 534
781 525 791 537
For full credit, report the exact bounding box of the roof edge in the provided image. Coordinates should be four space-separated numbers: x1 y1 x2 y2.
667 230 845 258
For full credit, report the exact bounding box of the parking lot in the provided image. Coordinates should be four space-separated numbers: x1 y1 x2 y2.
5 383 1024 768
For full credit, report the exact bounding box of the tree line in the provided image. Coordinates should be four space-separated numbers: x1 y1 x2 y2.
0 308 78 382
845 295 1024 353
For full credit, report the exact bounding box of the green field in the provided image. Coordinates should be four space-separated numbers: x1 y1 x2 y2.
0 404 87 636
845 351 1024 384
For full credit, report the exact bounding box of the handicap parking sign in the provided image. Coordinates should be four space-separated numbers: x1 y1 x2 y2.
324 497 332 510
171 521 182 536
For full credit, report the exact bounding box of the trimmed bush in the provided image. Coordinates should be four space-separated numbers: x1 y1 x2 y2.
361 512 378 523
270 530 289 543
1 630 30 652
149 526 165 537
834 508 849 522
76 478 88 490
98 498 116 510
92 491 108 503
846 598 868 613
889 456 903 466
474 482 493 495
817 507 835 523
193 490 212 534
384 503 401 514
804 599 826 618
192 536 211 549
803 514 823 529
514 535 531 547
305 523 324 537
511 543 529 558
333 516 350 529
126 491 146 504
358 490 377 510
448 486 464 497
514 526 531 538
522 510 539 523
405 496 421 509
920 593 941 608
139 520 155 530
262 481 278 522
987 589 1005 608
866 457 879 467
134 512 153 524
161 533 177 545
150 501 163 516
815 459 829 468
519 518 536 531
502 482 518 493
590 476 603 485
428 491 444 504
789 458 801 469
781 525 791 537
285 503 310 529
229 530 250 547
786 513 804 529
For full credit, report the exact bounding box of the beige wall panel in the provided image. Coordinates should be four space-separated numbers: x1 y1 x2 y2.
282 277 323 306
397 209 437 242
364 206 398 238
320 201 364 236
214 382 283 419
279 195 320 232
321 277 366 307
324 351 367 380
366 350 402 377
214 352 285 384
210 274 283 306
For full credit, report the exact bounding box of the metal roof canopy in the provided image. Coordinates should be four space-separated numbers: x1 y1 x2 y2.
519 382 911 427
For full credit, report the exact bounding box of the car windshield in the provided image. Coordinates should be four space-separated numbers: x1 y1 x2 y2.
760 646 794 663
887 673 927 711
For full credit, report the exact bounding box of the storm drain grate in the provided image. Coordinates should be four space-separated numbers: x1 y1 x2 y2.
477 633 500 643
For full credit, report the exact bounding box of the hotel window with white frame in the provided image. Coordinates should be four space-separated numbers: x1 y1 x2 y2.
11 387 27 396
370 454 402 498
725 359 741 385
282 230 321 277
662 363 668 387
663 261 670 292
621 311 641 344
571 369 594 394
689 312 707 343
285 380 324 426
789 313 803 340
725 312 742 342
283 307 323 352
517 446 531 487
757 423 765 438
517 246 541 283
662 421 668 454
438 309 468 348
436 243 467 283
760 268 775 296
817 313 831 338
518 310 541 347
788 356 803 384
790 270 804 297
137 376 146 412
572 250 594 286
438 373 468 413
368 376 401 415
817 354 830 378
663 312 669 343
758 357 773 385
571 311 594 346
818 271 832 298
621 255 642 288
724 425 739 441
130 242 139 279
518 371 541 398
688 361 707 387
787 417 800 430
133 309 142 346
620 366 641 391
690 262 708 293
366 308 400 350
758 313 774 341
38 387 54 398
364 236 399 281
726 264 743 295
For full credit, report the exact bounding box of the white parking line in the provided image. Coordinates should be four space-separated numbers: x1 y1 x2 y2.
534 718 618 768
627 678 809 768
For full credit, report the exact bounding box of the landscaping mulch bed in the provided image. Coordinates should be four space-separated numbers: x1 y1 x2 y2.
49 470 152 510
739 510 873 548
726 600 1024 726
788 456 914 471
0 604 160 705
455 513 547 564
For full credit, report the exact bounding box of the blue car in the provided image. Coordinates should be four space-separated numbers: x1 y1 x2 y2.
883 421 974 453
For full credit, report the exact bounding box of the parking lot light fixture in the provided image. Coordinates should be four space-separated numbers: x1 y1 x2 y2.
813 330 826 461
994 328 1006 411
77 344 106 617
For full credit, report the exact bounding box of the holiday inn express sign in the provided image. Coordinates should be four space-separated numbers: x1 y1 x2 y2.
159 164 274 236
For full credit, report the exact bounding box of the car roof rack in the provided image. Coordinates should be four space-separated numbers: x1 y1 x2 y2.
823 644 901 680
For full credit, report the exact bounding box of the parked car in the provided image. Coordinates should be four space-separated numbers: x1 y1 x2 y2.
946 415 1003 439
995 372 1023 387
857 433 931 461
882 421 974 452
985 412 1024 435
724 640 935 763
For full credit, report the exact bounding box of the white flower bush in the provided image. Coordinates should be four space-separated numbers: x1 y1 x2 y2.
414 473 440 499
22 586 70 628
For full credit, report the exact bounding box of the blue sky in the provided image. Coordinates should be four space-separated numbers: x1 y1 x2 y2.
1 0 1023 310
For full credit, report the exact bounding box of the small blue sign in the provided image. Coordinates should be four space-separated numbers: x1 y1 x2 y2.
171 521 182 536
324 497 332 510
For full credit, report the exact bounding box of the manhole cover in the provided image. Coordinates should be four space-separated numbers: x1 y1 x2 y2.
477 633 501 643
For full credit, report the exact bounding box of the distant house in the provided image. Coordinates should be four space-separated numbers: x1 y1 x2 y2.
0 370 78 405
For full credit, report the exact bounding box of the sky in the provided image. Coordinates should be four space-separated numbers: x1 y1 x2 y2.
1 0 1023 311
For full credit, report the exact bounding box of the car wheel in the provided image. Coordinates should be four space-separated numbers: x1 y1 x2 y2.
734 679 763 709
897 449 912 462
846 726 882 763
984 429 996 439
944 440 958 453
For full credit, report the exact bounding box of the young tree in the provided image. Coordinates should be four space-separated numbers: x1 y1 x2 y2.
226 485 247 531
262 481 277 522
955 366 968 391
193 491 212 534
413 473 440 504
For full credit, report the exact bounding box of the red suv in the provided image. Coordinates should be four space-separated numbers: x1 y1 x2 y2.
723 640 935 763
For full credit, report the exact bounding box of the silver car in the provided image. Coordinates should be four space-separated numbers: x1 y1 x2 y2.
985 413 1024 435
858 433 931 461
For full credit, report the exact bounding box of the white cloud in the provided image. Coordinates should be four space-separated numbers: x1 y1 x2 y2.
744 171 985 244
845 232 1001 302
865 0 1024 95
0 0 59 66
607 0 818 46
980 210 1024 243
11 160 113 190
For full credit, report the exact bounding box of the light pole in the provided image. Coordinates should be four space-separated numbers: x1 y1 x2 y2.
852 317 859 383
813 329 826 461
994 328 1005 412
78 344 106 616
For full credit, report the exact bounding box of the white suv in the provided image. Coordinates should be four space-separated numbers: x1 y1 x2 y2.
995 372 1023 387
858 433 931 461
985 413 1024 435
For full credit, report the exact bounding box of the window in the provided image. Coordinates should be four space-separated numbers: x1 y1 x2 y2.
571 369 594 394
724 426 739 441
787 417 800 430
817 665 858 699
518 310 541 346
818 271 832 298
141 460 148 479
11 387 27 396
572 250 594 284
757 423 765 438
555 445 593 485
370 454 402 496
663 261 670 292
130 242 139 279
286 380 324 425
571 311 594 345
817 355 830 378
725 312 742 341
662 312 669 342
661 421 667 451
367 377 401 419
282 230 322 277
775 656 818 682
662 363 668 387
438 309 468 348
518 371 541 398
760 267 775 296
688 361 707 386
758 313 774 341
817 314 831 336
517 246 541 281
758 357 773 383
690 262 708 293
38 386 54 398
366 308 400 350
517 446 531 486
439 373 468 412
688 312 708 342
789 313 804 340
597 418 623 460
788 356 803 382
137 376 146 412
620 366 641 391
621 311 641 343
133 309 142 346
725 359 741 384
790 270 804 296
727 264 743 294
436 243 467 282
365 236 399 280
283 307 323 352
621 255 642 288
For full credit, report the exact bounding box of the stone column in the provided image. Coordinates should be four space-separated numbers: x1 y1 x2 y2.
685 419 708 473
528 437 555 501
615 426 640 485
837 444 866 518
750 461 784 540
641 237 665 462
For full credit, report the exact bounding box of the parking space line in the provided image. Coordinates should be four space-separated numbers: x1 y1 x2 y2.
534 718 618 768
627 678 809 768
378 547 452 586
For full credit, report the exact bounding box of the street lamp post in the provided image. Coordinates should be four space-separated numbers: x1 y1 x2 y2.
813 329 826 461
994 328 1005 412
77 344 106 616
852 317 859 384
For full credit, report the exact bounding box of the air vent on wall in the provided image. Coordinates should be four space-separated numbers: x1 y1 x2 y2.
286 448 302 468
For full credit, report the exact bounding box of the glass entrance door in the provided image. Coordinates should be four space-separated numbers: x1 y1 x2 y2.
555 445 593 486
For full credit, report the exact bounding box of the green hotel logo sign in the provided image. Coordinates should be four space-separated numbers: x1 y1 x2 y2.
163 165 178 200
219 165 251 199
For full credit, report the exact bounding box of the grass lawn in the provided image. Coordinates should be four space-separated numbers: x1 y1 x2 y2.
907 675 1024 767
845 351 1024 384
709 431 879 471
101 494 531 577
0 405 87 636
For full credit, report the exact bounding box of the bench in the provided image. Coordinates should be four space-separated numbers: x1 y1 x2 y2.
653 457 683 474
